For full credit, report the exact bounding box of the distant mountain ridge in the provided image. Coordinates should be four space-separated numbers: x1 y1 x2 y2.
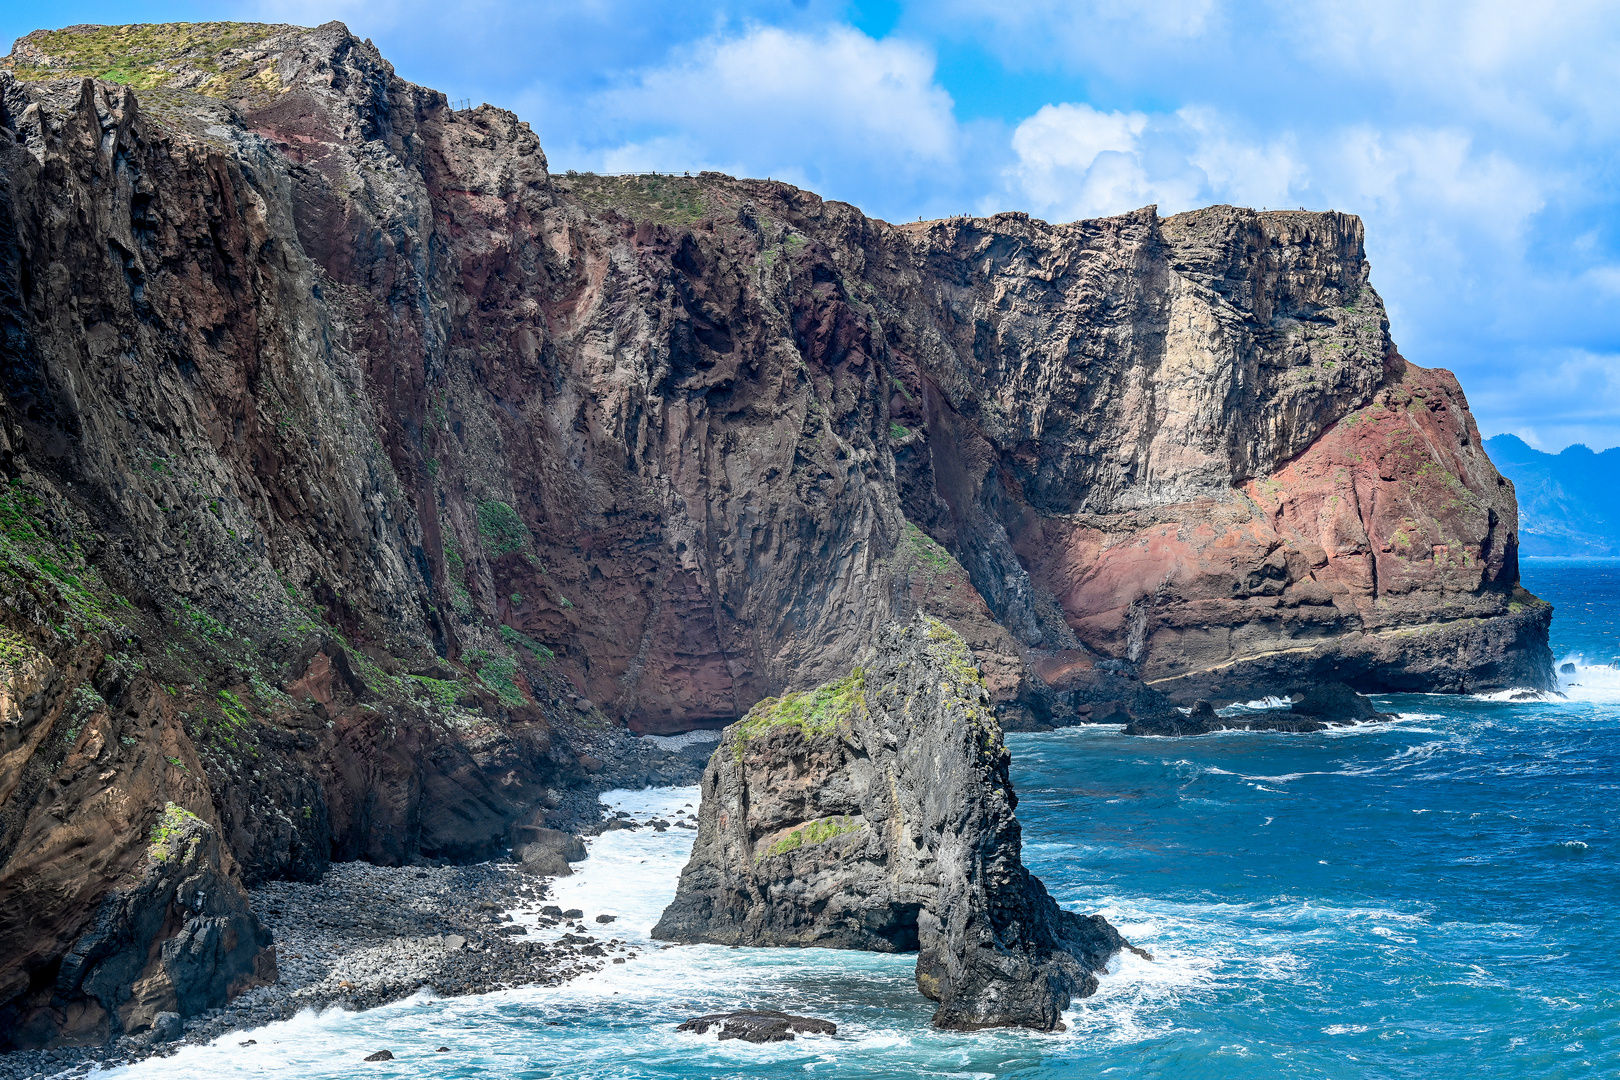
1485 434 1620 556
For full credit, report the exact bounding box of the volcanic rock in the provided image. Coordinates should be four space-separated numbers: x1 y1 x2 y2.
653 615 1128 1031
0 18 1553 1047
676 1010 836 1043
1290 682 1396 724
514 826 587 878
1123 683 1393 736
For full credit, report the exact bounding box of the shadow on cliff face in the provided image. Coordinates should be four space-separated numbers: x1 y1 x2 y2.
0 18 1550 1049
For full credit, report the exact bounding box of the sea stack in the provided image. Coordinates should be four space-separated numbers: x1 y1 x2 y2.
653 615 1127 1031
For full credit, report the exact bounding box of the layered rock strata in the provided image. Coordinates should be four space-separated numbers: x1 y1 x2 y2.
653 616 1127 1031
0 19 1552 1047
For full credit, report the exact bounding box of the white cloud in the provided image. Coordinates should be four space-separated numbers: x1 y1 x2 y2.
574 25 959 188
1003 103 1300 222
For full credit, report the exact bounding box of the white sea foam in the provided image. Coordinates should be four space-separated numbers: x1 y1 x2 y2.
1548 653 1620 704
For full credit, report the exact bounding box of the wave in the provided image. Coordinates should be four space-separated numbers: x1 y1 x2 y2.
1549 653 1620 704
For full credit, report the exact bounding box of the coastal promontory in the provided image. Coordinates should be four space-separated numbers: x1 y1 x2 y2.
0 19 1552 1050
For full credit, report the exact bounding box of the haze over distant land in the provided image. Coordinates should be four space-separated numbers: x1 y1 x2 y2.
1485 435 1620 557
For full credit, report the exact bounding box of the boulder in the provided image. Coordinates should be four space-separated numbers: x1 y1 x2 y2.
515 827 587 878
1290 682 1396 724
653 616 1128 1031
676 1010 836 1043
1123 700 1221 736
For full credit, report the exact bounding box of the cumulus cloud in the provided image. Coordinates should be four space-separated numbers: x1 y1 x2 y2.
1003 103 1300 221
583 25 959 183
1472 349 1620 452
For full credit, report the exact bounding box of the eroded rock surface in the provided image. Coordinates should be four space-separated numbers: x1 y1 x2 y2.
676 1010 836 1043
653 616 1126 1031
0 18 1552 1048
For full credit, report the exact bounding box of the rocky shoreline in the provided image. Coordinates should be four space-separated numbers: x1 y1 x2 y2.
0 765 703 1080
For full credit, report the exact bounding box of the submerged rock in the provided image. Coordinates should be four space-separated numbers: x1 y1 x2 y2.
676 1010 836 1043
653 616 1128 1031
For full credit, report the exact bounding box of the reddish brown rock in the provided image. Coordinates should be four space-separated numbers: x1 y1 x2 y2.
0 19 1550 1049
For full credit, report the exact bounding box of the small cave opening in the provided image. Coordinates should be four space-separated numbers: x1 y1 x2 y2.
875 902 923 953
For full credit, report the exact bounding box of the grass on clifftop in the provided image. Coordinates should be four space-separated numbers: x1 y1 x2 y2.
559 172 709 227
5 23 288 96
732 668 866 756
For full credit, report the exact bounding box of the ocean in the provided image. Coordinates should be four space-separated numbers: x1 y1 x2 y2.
107 559 1620 1079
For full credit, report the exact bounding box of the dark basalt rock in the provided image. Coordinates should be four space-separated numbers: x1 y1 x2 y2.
0 17 1549 1049
514 825 587 878
654 616 1128 1032
1123 683 1393 736
676 1010 837 1043
1290 682 1396 724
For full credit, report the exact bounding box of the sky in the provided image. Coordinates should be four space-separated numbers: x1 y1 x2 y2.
5 1 1619 452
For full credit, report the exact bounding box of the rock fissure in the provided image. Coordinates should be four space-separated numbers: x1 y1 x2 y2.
0 17 1553 1050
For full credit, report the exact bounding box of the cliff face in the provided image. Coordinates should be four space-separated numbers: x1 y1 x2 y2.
0 20 1551 1047
652 616 1127 1031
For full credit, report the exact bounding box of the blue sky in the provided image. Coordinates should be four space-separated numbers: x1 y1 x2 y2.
6 1 1619 452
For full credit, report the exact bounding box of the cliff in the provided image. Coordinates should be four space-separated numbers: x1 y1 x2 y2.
0 20 1551 1047
652 616 1128 1031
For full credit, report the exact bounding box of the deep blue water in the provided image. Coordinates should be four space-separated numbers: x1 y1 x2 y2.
112 560 1620 1079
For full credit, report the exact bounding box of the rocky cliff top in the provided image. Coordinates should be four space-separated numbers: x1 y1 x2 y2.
5 22 341 102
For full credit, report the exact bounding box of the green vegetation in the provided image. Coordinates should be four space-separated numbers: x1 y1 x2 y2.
148 801 202 861
475 500 528 556
469 651 528 707
733 669 866 756
218 688 251 728
8 23 284 97
560 173 709 226
0 627 39 673
177 598 233 643
761 815 863 859
407 673 461 709
443 527 466 575
905 521 954 572
0 483 115 627
889 421 911 441
500 624 554 662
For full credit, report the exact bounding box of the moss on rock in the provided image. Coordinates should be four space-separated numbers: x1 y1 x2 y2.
732 668 866 756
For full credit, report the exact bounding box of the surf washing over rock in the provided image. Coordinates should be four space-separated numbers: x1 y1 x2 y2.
0 17 1552 1053
654 615 1130 1031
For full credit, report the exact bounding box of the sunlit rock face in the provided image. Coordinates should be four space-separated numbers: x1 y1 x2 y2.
0 18 1548 1048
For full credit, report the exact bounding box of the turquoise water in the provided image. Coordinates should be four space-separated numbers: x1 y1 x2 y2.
110 561 1620 1078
